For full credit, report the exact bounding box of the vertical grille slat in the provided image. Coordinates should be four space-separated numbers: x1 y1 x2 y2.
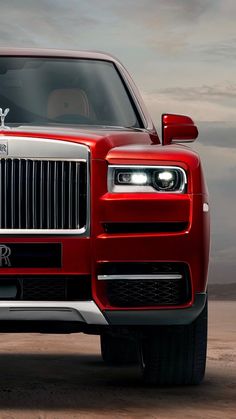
32 161 36 229
25 160 29 229
61 161 65 229
53 161 58 229
46 161 51 229
68 162 72 229
18 159 22 229
4 160 7 228
0 158 87 231
11 159 15 228
39 161 44 229
75 163 79 229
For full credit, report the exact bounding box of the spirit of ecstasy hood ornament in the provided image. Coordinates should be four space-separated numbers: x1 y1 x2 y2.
0 108 10 130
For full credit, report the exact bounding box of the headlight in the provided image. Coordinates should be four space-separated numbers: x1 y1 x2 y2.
108 165 187 193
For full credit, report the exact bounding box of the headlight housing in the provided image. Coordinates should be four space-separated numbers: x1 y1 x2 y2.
108 165 187 193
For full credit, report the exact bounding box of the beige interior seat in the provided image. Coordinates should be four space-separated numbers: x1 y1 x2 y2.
47 88 90 119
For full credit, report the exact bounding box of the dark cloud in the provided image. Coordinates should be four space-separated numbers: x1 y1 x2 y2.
160 0 215 22
197 123 236 148
198 38 236 60
159 84 236 101
143 81 236 124
110 0 214 23
0 0 100 48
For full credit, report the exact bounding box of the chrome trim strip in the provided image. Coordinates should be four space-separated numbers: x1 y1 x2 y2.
0 301 108 325
97 274 183 281
0 227 87 235
46 161 50 229
2 136 89 160
0 137 90 236
25 160 29 228
19 159 22 228
108 165 187 194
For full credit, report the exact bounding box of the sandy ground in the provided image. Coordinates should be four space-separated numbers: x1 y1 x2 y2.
0 301 234 419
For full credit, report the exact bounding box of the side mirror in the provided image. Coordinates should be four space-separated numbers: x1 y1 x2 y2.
162 114 198 146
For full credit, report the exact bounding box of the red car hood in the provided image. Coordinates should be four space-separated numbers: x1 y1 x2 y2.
0 125 159 159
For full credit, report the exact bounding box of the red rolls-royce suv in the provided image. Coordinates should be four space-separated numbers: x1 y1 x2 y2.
0 48 210 385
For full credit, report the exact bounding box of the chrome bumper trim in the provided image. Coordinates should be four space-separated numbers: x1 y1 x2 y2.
97 274 183 281
0 227 86 235
0 301 108 325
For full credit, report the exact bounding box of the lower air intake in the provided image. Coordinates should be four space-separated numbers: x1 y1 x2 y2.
99 262 191 307
107 277 189 307
0 276 92 301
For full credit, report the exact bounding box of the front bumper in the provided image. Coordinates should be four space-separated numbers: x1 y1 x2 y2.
0 293 206 327
0 159 209 324
103 293 207 326
0 300 107 324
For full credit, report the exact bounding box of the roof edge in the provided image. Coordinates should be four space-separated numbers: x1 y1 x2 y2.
0 47 119 62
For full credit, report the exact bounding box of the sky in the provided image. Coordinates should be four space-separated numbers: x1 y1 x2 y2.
0 0 236 282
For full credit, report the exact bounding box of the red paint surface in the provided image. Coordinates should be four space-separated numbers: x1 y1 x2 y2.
0 125 210 312
162 114 198 145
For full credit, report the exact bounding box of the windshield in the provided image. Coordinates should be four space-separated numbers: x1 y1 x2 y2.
0 57 141 129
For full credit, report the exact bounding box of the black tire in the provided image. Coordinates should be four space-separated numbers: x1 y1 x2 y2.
100 333 139 366
141 298 208 385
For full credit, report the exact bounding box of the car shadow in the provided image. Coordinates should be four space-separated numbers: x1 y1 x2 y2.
0 352 234 412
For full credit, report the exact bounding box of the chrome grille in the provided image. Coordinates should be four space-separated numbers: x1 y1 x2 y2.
0 158 87 231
